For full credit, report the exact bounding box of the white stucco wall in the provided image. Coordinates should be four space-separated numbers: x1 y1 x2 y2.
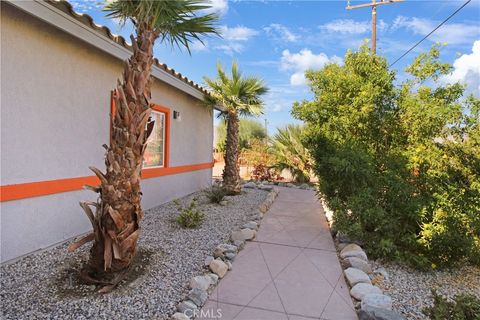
0 3 213 263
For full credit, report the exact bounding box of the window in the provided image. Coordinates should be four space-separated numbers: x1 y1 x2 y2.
144 110 166 168
110 93 170 168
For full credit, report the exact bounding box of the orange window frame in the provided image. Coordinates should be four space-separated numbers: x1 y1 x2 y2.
110 92 170 168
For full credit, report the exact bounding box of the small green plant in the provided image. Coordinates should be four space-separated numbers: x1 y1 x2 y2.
205 185 227 204
424 290 480 320
175 197 204 228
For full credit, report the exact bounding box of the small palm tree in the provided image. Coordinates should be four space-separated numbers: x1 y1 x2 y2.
271 124 313 183
68 0 218 293
204 62 268 194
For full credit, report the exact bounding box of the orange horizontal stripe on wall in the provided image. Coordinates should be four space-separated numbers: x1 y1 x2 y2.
0 161 214 202
0 176 100 203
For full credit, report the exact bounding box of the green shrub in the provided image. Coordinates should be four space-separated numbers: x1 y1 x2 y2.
175 198 204 228
420 209 476 268
292 43 480 268
205 185 227 204
216 119 266 152
424 291 480 320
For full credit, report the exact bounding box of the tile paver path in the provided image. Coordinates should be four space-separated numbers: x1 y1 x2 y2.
200 187 357 320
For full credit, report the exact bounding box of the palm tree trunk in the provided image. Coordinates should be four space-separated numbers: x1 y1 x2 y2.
223 111 241 194
69 22 158 292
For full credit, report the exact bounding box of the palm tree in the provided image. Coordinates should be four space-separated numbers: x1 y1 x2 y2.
216 119 267 152
204 62 268 194
67 0 218 293
271 124 313 183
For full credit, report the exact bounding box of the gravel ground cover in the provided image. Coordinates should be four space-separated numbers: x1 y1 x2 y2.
0 188 268 320
371 261 480 319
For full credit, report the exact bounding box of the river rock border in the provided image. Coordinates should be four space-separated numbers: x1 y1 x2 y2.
171 187 279 320
322 201 406 320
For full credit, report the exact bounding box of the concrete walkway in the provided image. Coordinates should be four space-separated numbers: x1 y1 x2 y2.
200 187 357 320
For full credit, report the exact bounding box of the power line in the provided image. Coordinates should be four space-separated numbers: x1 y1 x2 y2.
389 0 472 67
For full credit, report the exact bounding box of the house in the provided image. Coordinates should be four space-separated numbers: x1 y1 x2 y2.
0 0 216 263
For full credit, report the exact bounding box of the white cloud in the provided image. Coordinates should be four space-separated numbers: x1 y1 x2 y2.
264 95 292 113
263 85 311 113
220 25 258 41
264 24 299 42
319 19 389 35
205 0 229 16
290 73 308 86
214 43 244 55
392 16 480 45
378 19 389 32
320 19 370 34
215 25 258 54
70 0 99 13
271 106 282 112
442 40 480 93
190 39 209 52
269 102 283 112
281 49 342 86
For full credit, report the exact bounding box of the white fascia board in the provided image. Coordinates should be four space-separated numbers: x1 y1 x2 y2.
7 0 205 101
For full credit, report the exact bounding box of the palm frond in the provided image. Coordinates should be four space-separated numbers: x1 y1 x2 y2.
104 0 219 53
203 61 268 116
271 124 314 182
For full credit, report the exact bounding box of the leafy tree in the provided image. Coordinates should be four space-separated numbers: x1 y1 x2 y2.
204 62 268 195
292 43 480 268
271 124 313 183
216 119 266 152
68 0 218 292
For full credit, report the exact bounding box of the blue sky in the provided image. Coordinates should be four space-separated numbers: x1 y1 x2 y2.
71 0 480 133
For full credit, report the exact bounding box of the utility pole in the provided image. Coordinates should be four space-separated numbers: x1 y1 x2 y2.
372 1 377 55
264 118 268 145
346 0 404 55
